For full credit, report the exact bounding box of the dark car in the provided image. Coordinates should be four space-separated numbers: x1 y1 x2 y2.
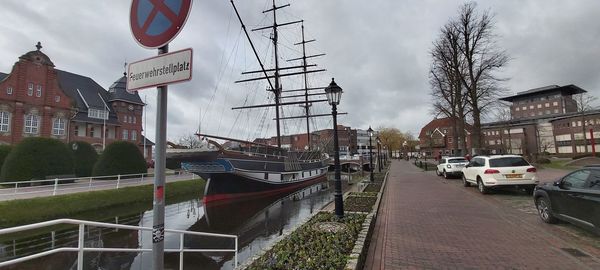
533 167 600 234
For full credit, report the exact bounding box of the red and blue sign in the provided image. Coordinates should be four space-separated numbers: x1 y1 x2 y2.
130 0 192 49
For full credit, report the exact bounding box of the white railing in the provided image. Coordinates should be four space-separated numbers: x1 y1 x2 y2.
0 172 197 200
0 218 238 270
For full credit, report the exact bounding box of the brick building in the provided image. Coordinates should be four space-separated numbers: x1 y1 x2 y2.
0 43 152 158
418 117 472 157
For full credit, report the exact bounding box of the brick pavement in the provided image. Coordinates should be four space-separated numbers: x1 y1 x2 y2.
364 160 600 270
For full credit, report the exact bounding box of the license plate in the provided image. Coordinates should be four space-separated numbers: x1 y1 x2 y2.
505 174 523 179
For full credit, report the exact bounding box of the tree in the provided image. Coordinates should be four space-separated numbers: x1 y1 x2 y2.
574 93 598 153
70 141 98 177
439 2 509 154
178 133 202 149
92 141 147 177
1 138 73 182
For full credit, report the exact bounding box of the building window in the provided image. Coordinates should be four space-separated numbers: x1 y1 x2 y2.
123 115 128 123
133 116 137 124
545 110 550 115
55 96 60 103
0 111 9 132
36 85 42 97
88 109 108 120
6 87 13 95
545 103 550 108
537 111 542 116
522 106 526 110
529 105 534 109
128 116 133 123
24 114 39 134
553 101 558 106
515 107 520 111
27 83 34 96
537 104 542 109
90 127 95 138
52 118 65 135
132 130 137 140
122 129 128 140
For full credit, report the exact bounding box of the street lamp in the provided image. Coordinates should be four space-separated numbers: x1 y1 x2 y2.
325 78 344 219
367 126 374 182
376 136 382 172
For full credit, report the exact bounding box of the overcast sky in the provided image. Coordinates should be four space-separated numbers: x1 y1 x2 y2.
1 0 599 143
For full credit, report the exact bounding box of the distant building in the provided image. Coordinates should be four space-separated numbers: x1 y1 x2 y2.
0 43 153 158
418 117 472 157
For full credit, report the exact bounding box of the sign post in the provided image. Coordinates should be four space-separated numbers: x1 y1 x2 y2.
129 1 192 270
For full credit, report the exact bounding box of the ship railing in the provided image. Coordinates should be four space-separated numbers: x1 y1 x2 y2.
0 172 197 200
0 218 238 270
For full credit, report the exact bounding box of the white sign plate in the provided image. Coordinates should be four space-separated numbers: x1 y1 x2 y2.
127 48 193 91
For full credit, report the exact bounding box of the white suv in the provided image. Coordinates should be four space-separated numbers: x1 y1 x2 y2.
462 155 538 194
436 157 469 179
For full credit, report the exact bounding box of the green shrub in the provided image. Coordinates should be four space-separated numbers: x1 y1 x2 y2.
1 138 73 182
536 157 551 164
93 141 147 177
0 145 12 177
70 141 98 177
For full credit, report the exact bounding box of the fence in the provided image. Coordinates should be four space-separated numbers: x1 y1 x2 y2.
0 172 197 200
0 218 238 270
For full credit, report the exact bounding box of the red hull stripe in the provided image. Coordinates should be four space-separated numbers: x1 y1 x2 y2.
203 176 326 203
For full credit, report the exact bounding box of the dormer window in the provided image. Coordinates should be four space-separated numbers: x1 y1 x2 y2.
88 108 108 120
27 83 34 96
6 87 12 95
36 85 42 97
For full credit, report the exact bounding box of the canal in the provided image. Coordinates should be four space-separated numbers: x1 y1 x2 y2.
0 178 342 269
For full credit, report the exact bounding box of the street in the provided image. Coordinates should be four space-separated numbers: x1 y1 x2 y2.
365 160 600 269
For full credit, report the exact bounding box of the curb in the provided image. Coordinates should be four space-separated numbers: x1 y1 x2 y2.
344 167 389 270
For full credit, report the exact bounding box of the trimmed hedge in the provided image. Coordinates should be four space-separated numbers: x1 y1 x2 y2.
92 141 147 177
70 141 98 177
0 145 12 177
1 138 73 182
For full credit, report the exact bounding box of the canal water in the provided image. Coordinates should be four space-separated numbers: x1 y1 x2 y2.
0 180 336 270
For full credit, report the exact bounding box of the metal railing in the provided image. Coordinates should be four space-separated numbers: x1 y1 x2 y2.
0 218 238 270
0 172 197 200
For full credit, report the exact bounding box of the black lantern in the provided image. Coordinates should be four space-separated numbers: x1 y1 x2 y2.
367 126 374 182
325 78 344 219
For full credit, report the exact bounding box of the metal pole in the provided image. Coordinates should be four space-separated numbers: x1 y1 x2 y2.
332 104 344 218
77 224 84 270
369 135 374 182
153 44 168 270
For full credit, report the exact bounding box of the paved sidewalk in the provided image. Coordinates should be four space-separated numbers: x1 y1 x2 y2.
364 160 600 269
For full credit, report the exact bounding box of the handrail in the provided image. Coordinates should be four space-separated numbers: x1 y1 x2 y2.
0 171 197 200
0 218 238 270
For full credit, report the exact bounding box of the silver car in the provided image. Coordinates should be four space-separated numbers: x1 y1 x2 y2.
436 157 469 179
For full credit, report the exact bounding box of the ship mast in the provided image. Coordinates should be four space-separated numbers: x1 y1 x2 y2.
270 0 283 148
300 23 312 150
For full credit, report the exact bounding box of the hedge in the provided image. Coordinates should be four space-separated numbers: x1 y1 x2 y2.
70 141 98 177
0 145 12 177
92 141 147 177
1 138 73 182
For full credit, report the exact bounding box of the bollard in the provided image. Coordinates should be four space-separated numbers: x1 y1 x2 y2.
419 161 422 168
425 162 428 170
53 178 58 196
116 175 121 189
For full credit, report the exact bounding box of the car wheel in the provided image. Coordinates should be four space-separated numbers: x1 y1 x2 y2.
436 169 441 176
477 178 489 194
462 175 470 187
443 170 449 179
535 197 558 224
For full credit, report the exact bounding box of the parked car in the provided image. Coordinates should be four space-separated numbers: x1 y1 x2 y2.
462 155 538 194
533 167 600 234
436 157 469 179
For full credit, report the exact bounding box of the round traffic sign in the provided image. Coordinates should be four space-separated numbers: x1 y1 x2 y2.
130 0 192 49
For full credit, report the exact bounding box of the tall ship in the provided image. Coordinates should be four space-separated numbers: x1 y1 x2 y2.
168 0 339 202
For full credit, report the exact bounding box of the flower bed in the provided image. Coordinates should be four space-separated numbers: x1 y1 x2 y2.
344 195 377 213
348 191 378 197
363 183 382 192
246 212 366 270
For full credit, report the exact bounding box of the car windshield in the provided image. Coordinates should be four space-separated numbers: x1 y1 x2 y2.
489 157 529 167
448 158 468 163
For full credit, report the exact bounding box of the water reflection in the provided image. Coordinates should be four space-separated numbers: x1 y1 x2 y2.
0 181 333 270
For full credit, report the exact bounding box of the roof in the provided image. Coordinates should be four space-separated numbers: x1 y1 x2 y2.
141 135 155 146
0 72 7 82
482 109 600 128
71 112 119 125
419 117 472 139
19 47 55 67
499 84 586 102
56 69 112 111
108 75 144 105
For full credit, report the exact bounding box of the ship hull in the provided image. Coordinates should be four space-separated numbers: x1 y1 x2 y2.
172 149 329 202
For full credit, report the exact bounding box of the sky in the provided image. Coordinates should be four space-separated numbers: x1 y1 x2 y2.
1 0 599 143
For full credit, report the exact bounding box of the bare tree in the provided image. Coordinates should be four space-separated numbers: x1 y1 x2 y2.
453 2 509 154
430 22 470 156
178 134 202 149
574 93 599 153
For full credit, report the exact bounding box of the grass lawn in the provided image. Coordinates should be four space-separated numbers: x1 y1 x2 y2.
538 159 578 170
0 179 205 228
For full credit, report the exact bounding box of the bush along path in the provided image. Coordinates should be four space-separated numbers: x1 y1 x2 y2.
241 163 390 270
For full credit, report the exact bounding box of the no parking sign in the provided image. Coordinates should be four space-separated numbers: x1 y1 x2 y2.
130 0 192 49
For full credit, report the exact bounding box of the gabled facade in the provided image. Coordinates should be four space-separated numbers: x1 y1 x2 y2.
0 43 152 159
419 117 472 157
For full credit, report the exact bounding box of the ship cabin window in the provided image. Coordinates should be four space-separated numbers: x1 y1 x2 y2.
264 173 268 180
292 174 296 180
302 172 304 178
309 171 312 176
280 174 284 181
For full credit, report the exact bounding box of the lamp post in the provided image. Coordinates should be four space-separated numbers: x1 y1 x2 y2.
376 136 382 172
367 126 374 182
325 78 344 219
